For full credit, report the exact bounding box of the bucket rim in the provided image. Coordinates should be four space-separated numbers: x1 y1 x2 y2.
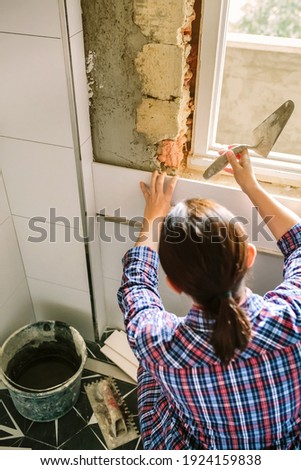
1 320 82 350
0 320 88 395
1 352 87 394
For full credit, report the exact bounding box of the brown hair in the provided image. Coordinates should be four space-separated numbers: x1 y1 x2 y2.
159 198 252 365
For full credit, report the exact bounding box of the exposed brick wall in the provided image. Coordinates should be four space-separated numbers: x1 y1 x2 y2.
134 0 195 169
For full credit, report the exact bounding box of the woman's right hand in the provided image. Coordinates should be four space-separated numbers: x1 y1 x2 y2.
225 148 259 195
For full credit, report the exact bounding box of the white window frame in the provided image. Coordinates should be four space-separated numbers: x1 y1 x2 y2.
189 0 301 185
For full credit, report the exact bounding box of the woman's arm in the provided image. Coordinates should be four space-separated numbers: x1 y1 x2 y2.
226 150 300 241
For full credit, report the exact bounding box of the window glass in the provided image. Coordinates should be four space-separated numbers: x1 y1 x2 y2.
228 0 301 39
215 0 301 157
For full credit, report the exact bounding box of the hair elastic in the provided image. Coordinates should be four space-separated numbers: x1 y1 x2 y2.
219 290 232 299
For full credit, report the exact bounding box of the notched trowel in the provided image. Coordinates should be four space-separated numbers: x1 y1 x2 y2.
85 378 139 449
203 99 295 180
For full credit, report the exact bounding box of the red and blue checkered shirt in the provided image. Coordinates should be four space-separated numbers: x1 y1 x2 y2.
117 223 301 449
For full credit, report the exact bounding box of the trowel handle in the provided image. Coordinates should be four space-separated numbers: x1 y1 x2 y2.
203 145 249 180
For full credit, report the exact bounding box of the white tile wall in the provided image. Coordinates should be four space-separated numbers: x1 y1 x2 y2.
93 163 301 252
98 220 137 281
248 252 284 296
98 217 135 329
0 174 10 224
93 164 212 327
28 278 94 340
93 163 147 221
0 137 82 222
0 0 61 37
102 277 126 330
103 274 193 331
0 217 26 307
157 282 194 317
0 174 34 344
0 33 73 146
0 279 35 345
13 216 90 292
0 1 98 341
97 214 193 328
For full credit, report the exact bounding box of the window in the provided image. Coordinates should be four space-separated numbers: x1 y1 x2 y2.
190 0 301 186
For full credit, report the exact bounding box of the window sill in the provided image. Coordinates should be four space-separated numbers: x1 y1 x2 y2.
186 155 301 199
227 32 301 55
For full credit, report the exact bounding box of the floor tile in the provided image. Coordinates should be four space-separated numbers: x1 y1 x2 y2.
0 331 141 450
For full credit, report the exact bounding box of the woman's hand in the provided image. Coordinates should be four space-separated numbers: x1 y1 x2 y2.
140 171 178 223
135 171 178 250
223 147 259 195
224 147 300 239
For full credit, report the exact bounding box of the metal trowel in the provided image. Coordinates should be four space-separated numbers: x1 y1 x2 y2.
203 99 295 180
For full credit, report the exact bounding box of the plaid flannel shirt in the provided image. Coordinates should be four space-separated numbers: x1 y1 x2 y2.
117 223 301 449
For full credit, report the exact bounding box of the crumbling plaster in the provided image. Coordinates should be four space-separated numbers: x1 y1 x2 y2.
81 0 196 171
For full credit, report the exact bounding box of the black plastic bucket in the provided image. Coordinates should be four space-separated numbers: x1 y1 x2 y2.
0 321 87 422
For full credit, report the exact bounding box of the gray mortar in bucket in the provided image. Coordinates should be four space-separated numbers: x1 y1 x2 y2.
0 321 87 422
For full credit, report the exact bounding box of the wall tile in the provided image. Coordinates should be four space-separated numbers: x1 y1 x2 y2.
13 216 90 292
98 220 136 281
0 279 35 345
0 217 26 308
93 162 301 252
66 0 83 37
0 33 73 147
28 278 94 340
0 173 10 225
0 0 61 37
69 31 91 145
247 252 283 296
103 277 125 330
0 137 82 222
157 282 194 317
103 274 193 332
93 163 146 221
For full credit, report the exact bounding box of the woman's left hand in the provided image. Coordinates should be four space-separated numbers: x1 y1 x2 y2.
135 171 178 250
140 171 178 223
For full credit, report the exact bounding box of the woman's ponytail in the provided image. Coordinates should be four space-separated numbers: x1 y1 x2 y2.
211 296 251 365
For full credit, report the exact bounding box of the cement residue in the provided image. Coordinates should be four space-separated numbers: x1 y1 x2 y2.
81 0 156 169
86 50 96 105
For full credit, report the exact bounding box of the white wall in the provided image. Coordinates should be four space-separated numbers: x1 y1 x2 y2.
0 172 35 344
0 0 103 341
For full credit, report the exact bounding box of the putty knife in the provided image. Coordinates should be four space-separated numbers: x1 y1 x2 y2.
203 100 295 180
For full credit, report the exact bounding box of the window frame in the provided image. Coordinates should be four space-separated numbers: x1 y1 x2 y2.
190 0 301 185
